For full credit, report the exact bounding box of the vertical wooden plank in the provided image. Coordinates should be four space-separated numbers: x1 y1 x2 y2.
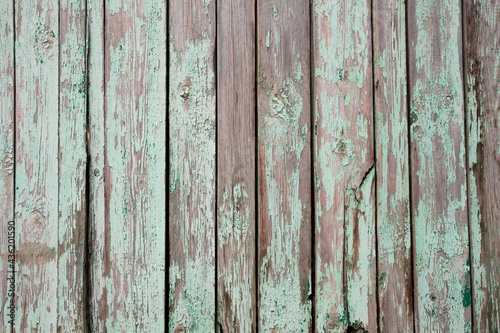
216 0 256 331
14 0 59 330
373 0 413 331
312 0 376 331
58 0 87 330
0 0 15 328
257 0 312 331
168 0 216 331
464 0 500 331
408 0 471 330
90 0 167 330
87 0 106 330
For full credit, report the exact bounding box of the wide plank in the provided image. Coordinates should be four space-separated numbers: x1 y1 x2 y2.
312 0 376 331
216 0 257 331
89 0 167 330
464 0 500 330
408 0 471 330
257 0 312 331
373 0 413 331
168 0 217 331
14 0 59 330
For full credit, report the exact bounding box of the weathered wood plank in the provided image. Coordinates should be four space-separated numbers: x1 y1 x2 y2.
0 0 15 328
312 0 376 331
257 0 312 331
216 0 256 331
168 0 216 331
58 0 87 330
464 0 500 331
89 0 167 330
372 0 413 331
14 0 59 330
408 0 471 330
87 0 106 330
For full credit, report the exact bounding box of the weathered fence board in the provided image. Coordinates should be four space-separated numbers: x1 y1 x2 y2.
373 0 413 331
14 1 60 330
89 0 167 330
313 0 376 331
168 0 216 330
465 0 500 330
257 0 312 331
217 0 257 331
0 0 14 327
408 0 471 330
87 0 106 330
58 0 88 329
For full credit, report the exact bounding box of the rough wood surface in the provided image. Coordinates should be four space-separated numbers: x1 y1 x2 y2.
216 0 256 331
257 0 312 331
373 0 413 331
89 0 167 330
408 0 472 330
0 0 15 328
464 0 500 331
14 0 59 330
168 0 216 331
87 0 106 330
312 0 376 331
58 0 88 330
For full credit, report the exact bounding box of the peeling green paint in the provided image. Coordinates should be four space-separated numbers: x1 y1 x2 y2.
169 32 216 332
410 0 471 330
313 0 375 331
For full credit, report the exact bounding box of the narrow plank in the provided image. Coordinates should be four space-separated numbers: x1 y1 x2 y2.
91 0 167 330
257 0 312 331
0 0 15 328
312 0 376 331
87 0 106 330
464 0 500 331
58 0 87 330
14 0 59 330
372 0 413 331
168 0 216 330
408 0 471 330
216 0 256 331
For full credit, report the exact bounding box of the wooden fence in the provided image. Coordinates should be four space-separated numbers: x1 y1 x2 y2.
0 0 499 331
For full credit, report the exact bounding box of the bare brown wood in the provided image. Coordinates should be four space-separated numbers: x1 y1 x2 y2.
464 0 500 331
216 0 257 331
168 0 217 330
87 0 106 330
408 0 471 330
257 0 312 331
373 0 413 331
0 0 15 328
312 0 376 331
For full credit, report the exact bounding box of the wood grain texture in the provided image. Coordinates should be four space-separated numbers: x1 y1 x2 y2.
312 0 376 331
58 0 87 330
408 0 471 330
257 0 312 331
87 0 106 330
14 0 59 330
89 0 167 330
216 0 256 331
0 0 15 328
464 0 500 331
168 0 216 331
373 0 413 331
